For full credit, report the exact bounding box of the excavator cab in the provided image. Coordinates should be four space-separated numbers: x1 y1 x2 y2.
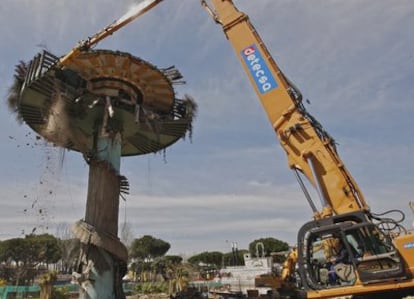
297 212 406 291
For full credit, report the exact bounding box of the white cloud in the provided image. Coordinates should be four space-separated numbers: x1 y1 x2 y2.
122 191 307 253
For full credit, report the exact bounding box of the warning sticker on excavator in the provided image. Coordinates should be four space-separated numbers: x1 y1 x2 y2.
241 44 278 94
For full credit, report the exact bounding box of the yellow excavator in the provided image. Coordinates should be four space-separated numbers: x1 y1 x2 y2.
51 0 414 298
200 1 414 299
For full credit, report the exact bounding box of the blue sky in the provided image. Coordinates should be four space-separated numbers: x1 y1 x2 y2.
0 0 413 256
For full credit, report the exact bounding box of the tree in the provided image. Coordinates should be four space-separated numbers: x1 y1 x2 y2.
188 251 223 269
129 235 171 282
223 249 248 267
39 271 57 299
188 251 223 280
0 234 62 285
1 238 28 264
152 255 183 280
0 238 27 284
130 235 170 260
0 241 5 262
0 237 36 285
28 234 61 266
249 237 289 258
164 255 183 265
58 238 80 274
166 261 196 295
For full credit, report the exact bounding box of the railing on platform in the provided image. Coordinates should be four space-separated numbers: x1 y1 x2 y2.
22 50 58 91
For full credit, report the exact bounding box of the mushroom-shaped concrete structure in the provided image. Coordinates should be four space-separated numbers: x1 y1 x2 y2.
12 48 195 299
19 49 195 157
9 1 193 297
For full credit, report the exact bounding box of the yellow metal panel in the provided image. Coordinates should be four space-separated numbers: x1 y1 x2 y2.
394 234 414 275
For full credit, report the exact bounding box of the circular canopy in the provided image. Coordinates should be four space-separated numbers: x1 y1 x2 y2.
18 49 193 156
66 50 175 113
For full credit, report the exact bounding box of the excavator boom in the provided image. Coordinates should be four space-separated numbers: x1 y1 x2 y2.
202 0 368 219
201 1 414 298
59 0 164 66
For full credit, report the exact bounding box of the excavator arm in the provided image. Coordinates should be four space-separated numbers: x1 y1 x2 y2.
58 0 368 220
202 0 368 219
59 0 164 67
201 3 414 298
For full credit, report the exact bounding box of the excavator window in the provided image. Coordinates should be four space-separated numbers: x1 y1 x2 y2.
341 223 404 283
304 221 405 288
344 225 391 257
306 232 356 288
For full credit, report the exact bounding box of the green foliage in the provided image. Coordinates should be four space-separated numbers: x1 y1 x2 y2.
130 235 171 260
134 282 169 294
150 255 185 280
40 271 57 283
27 234 62 264
222 249 248 266
0 234 62 265
249 237 289 258
1 238 28 263
129 236 173 283
188 251 223 269
53 286 71 299
0 241 4 262
164 255 183 265
0 234 62 285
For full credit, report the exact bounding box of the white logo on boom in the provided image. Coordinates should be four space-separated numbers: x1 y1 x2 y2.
243 47 273 92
